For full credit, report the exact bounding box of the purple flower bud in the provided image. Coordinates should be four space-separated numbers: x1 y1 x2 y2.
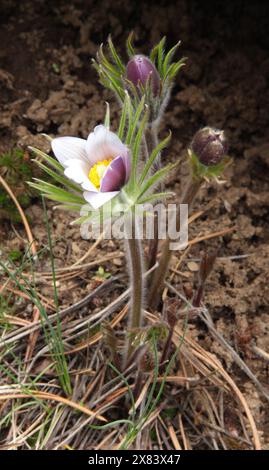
191 127 228 166
126 55 160 96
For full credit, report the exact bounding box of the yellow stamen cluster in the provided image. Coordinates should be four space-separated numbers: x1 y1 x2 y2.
88 158 113 189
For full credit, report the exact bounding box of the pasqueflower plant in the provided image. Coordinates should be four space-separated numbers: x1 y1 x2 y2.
29 35 229 365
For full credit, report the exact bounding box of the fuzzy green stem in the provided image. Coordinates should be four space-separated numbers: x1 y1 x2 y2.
148 176 203 309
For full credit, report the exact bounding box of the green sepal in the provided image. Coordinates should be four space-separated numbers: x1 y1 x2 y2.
189 150 232 180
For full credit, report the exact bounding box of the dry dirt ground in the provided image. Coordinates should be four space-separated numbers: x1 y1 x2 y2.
0 0 268 447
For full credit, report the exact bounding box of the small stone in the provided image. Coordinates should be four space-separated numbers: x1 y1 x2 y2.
187 261 199 272
224 199 232 212
113 258 122 266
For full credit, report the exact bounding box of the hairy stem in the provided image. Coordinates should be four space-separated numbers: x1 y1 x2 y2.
148 215 159 270
124 214 144 360
145 122 159 158
127 238 143 329
145 123 162 270
148 176 203 309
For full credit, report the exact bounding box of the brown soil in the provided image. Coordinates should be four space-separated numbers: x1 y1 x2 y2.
0 0 268 448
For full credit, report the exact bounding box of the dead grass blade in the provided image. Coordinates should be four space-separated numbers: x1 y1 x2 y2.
25 306 40 361
0 390 107 422
0 174 37 258
187 226 235 247
168 424 182 450
174 325 261 450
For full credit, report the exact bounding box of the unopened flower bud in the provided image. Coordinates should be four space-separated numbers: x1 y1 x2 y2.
126 55 160 96
191 127 228 166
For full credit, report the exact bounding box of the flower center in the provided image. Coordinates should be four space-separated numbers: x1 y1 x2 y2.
88 158 113 189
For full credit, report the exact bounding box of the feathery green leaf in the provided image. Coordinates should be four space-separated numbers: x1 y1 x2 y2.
126 32 135 58
108 36 125 73
139 161 178 199
139 131 171 183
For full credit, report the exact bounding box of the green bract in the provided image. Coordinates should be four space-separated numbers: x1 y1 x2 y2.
93 35 186 122
189 149 231 181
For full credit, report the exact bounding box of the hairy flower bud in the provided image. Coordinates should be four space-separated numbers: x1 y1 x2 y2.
191 127 228 166
126 55 160 96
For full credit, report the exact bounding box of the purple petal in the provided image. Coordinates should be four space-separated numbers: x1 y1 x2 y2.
126 55 160 96
100 156 126 192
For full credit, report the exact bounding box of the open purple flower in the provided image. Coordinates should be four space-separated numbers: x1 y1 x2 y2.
51 125 131 209
126 55 160 96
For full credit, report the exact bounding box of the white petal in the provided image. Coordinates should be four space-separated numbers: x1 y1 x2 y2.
81 179 99 192
63 159 98 192
86 125 128 166
51 137 88 168
83 190 119 209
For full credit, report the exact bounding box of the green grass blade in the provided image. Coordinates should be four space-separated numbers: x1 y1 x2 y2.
42 197 72 396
